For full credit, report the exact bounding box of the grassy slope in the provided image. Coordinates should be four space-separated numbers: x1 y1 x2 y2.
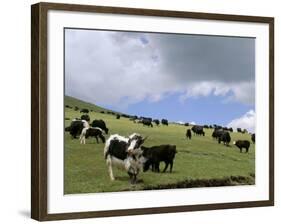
64 96 255 194
65 95 116 113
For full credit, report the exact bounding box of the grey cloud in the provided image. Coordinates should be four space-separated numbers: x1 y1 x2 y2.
150 34 255 83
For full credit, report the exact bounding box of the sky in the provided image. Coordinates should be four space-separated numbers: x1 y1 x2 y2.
65 29 255 132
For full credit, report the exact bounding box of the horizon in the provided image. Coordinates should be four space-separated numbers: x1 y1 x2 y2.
66 94 254 130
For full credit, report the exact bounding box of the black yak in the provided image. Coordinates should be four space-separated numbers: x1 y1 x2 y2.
80 108 89 113
251 134 255 144
218 131 231 146
81 114 90 122
142 145 177 173
233 140 251 153
91 119 109 134
142 119 153 127
153 119 160 126
161 119 168 126
186 129 192 139
191 125 205 136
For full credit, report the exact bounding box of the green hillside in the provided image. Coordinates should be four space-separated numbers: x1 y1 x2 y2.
65 95 117 113
64 96 255 194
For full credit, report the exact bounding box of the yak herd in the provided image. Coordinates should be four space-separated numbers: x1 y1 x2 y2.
65 105 255 184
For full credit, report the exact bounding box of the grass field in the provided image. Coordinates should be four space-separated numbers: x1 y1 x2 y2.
64 96 255 194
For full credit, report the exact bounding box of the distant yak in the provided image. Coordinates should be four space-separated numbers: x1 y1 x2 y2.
81 114 90 122
91 119 109 134
80 108 89 113
251 134 255 144
218 131 231 146
80 127 105 144
153 119 160 126
191 125 205 136
186 129 192 140
142 119 153 127
161 119 168 126
233 140 251 153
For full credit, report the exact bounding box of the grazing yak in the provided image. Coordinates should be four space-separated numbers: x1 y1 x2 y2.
116 114 121 119
140 116 152 120
104 133 147 184
142 119 153 127
191 125 205 136
184 123 189 126
121 114 130 118
212 129 224 140
134 119 143 124
186 129 192 139
91 119 109 134
222 127 233 132
237 128 242 133
66 120 89 138
218 131 231 146
74 106 79 111
233 140 251 153
222 127 228 131
81 114 90 122
80 108 89 113
129 115 138 121
251 134 255 144
80 127 105 144
214 124 222 129
153 119 160 126
142 145 177 173
161 119 169 126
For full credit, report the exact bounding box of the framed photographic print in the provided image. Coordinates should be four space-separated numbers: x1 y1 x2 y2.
31 2 274 221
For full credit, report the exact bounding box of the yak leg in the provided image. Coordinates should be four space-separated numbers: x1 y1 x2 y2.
99 134 105 143
151 163 156 172
169 161 173 173
128 172 137 184
106 157 115 180
163 162 169 173
80 136 85 144
155 162 160 172
95 136 99 143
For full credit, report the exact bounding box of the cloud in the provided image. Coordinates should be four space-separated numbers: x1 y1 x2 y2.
227 110 255 133
65 29 255 109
